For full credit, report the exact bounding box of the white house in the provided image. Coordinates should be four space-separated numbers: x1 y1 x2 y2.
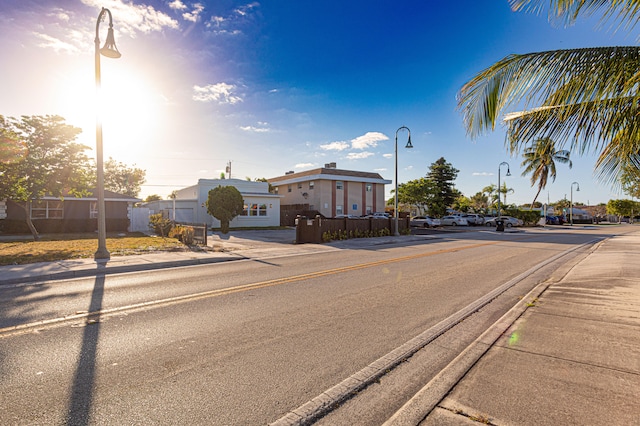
144 178 281 228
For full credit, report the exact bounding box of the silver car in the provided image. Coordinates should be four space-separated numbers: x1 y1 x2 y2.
485 216 523 227
441 215 469 226
463 214 485 226
410 216 441 228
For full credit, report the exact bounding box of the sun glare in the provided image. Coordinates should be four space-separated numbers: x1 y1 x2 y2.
99 63 163 161
56 61 165 164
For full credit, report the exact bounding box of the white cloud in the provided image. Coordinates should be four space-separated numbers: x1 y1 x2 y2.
295 163 315 169
347 152 374 160
169 0 187 10
81 0 179 37
374 168 388 172
240 125 270 133
49 8 70 22
192 83 243 104
472 172 494 176
320 141 350 151
351 132 388 149
33 32 79 54
183 3 204 23
383 153 393 159
234 2 259 16
206 2 258 35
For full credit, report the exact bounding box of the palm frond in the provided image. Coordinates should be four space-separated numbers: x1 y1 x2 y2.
594 129 640 185
505 96 640 180
509 0 640 31
458 47 640 139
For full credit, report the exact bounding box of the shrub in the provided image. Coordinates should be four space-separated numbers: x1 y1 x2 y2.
169 225 195 245
149 213 173 237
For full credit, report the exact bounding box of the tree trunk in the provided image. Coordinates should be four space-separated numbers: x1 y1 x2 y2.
22 201 40 241
530 186 543 210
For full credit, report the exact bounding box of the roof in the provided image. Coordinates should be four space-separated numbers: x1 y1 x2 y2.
268 167 390 185
40 189 141 202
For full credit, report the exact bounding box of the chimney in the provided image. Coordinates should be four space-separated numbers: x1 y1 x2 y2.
324 162 337 169
285 171 294 175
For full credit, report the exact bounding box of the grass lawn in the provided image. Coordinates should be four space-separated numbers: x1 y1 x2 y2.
0 233 188 266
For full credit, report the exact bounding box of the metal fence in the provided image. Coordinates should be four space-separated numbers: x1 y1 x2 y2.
175 222 208 245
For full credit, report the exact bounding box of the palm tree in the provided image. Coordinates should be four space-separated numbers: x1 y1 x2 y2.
457 1 640 185
482 184 498 207
521 137 572 208
500 183 515 206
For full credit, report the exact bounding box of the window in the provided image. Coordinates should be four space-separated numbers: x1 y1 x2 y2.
288 185 292 193
90 202 98 219
336 205 343 215
309 181 315 190
30 200 63 219
297 183 302 189
366 183 373 192
336 181 343 190
366 206 372 215
243 203 268 217
274 186 279 194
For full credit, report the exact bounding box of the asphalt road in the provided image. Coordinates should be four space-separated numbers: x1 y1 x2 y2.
0 227 618 425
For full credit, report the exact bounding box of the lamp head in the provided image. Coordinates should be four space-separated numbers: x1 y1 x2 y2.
576 184 580 192
405 134 413 149
100 26 121 59
506 168 511 177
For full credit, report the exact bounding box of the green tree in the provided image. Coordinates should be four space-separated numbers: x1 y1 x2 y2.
394 177 434 213
452 195 472 213
470 191 489 212
206 185 244 233
0 115 90 239
254 177 275 193
499 183 515 206
607 199 638 221
103 157 146 197
482 184 499 210
144 194 162 202
426 157 460 216
457 1 640 184
520 137 572 208
553 198 570 212
621 165 640 199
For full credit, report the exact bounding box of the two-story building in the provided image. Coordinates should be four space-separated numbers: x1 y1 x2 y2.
268 163 391 221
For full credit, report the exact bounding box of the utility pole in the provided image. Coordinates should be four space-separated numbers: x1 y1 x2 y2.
226 161 232 179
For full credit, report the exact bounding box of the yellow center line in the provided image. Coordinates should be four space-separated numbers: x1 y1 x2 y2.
1 238 512 337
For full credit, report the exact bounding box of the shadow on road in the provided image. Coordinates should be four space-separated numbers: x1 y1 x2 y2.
66 272 105 426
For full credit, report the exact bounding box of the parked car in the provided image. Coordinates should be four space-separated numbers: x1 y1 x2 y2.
484 216 523 228
545 215 561 225
368 212 391 218
410 216 441 228
463 214 485 226
441 215 469 226
334 214 361 219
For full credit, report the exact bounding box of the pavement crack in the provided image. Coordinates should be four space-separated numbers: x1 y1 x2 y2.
439 402 498 425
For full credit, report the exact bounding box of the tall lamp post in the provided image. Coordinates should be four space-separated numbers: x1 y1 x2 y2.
497 162 511 218
94 7 121 261
570 181 580 226
394 126 413 236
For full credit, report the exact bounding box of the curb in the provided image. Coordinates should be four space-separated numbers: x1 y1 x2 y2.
0 255 243 286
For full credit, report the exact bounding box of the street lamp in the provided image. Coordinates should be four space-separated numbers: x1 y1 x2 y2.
94 7 121 261
394 126 413 236
497 162 511 218
570 181 580 226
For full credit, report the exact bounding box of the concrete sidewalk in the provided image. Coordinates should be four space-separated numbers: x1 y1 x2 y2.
386 231 640 425
0 228 435 286
0 229 300 285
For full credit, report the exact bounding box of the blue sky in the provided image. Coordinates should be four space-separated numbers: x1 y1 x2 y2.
1 0 637 205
